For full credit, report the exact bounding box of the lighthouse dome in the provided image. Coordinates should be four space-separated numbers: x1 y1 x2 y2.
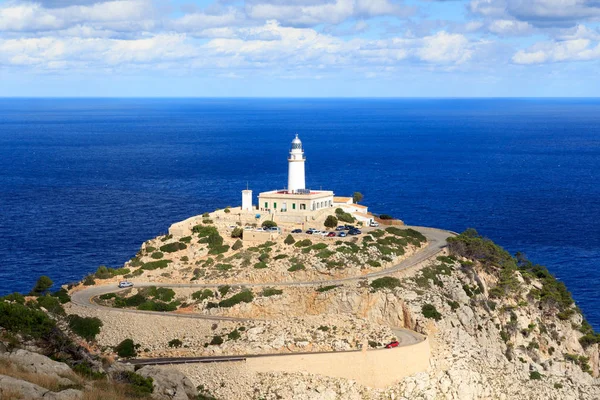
291 134 302 150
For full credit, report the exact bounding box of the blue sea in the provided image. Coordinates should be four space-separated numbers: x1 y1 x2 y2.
1 98 599 327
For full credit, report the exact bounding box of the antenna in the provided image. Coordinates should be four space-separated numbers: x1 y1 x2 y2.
246 181 249 190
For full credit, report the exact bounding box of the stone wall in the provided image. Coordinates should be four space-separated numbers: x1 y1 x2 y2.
246 338 430 389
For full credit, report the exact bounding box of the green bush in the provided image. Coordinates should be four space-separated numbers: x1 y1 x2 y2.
73 362 106 380
122 371 153 395
210 335 223 345
529 371 542 380
215 263 233 271
317 250 335 259
51 289 70 304
83 275 96 286
151 252 164 259
114 293 147 308
180 236 192 243
192 289 214 301
379 214 393 220
193 225 219 237
137 301 178 312
316 285 339 293
422 304 442 321
68 315 103 341
168 338 183 348
232 239 243 250
274 254 288 260
160 242 187 253
447 300 460 311
145 287 175 302
0 300 55 338
218 285 231 296
37 295 65 315
367 260 381 268
227 329 241 340
254 262 268 269
141 260 172 270
262 220 277 229
324 215 338 229
219 290 254 307
30 276 53 296
288 263 305 272
312 243 328 250
115 338 137 358
262 288 283 297
258 253 270 262
370 276 401 291
208 245 230 255
353 192 363 203
295 239 312 247
284 234 296 245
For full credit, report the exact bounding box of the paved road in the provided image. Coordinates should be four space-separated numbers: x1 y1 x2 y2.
70 225 451 360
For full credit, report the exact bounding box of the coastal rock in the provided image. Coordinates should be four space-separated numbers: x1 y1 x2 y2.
137 365 197 400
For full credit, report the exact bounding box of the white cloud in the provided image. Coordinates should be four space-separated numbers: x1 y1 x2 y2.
512 38 600 64
488 19 533 36
417 31 473 63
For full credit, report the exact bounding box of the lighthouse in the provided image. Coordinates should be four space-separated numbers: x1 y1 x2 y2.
287 134 306 193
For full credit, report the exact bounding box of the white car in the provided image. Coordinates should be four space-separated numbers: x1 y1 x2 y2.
319 231 328 236
370 221 380 227
312 230 322 235
118 281 133 288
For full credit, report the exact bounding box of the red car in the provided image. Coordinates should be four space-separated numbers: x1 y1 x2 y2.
385 341 399 349
326 232 336 237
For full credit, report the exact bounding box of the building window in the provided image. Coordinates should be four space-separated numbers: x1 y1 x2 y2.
264 202 268 209
292 203 296 210
300 204 306 210
274 202 277 209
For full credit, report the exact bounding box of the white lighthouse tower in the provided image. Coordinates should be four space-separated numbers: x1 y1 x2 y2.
287 134 306 193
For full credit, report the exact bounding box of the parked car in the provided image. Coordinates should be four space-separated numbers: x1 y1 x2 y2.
255 228 265 232
338 232 347 237
306 230 314 234
344 225 355 230
327 232 336 237
291 229 303 233
385 341 400 349
243 226 254 231
370 221 380 227
319 231 328 236
351 229 362 235
118 281 133 288
335 226 345 231
312 230 322 235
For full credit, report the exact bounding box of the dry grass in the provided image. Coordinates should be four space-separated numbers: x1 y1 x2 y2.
82 380 152 400
0 388 25 400
0 358 67 391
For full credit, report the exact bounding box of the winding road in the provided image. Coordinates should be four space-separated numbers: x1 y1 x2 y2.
70 225 452 364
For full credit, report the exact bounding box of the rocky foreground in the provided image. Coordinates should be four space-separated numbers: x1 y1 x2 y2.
3 224 600 399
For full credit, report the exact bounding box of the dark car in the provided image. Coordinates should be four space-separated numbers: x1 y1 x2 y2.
338 232 347 237
335 226 345 231
306 230 314 234
326 232 336 237
344 225 355 230
385 341 399 349
350 229 362 235
291 229 303 233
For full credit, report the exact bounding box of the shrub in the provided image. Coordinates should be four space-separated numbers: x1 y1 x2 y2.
317 250 335 259
202 212 210 218
215 263 233 271
274 254 288 260
208 245 230 255
262 288 283 297
529 371 542 380
232 239 243 250
181 256 189 262
210 335 223 345
254 262 268 269
192 289 214 301
284 234 296 245
218 290 254 307
115 338 137 358
68 315 103 341
367 260 381 268
168 339 183 348
0 301 55 338
224 207 231 213
30 275 53 296
73 362 106 380
122 371 153 395
37 295 65 315
262 220 278 229
370 277 401 291
352 192 363 203
141 260 171 270
422 304 442 321
146 287 176 302
324 215 338 229
335 210 355 223
151 252 164 259
180 236 192 243
579 334 600 348
227 329 241 340
288 263 305 272
218 285 231 296
316 285 339 293
137 301 178 312
160 242 187 253
379 214 393 220
193 225 218 237
317 325 329 332
258 253 270 262
52 288 70 304
447 300 459 311
231 228 243 239
295 239 312 247
1 292 26 304
83 275 96 286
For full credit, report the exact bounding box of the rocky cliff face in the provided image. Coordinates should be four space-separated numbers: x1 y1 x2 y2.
172 232 600 399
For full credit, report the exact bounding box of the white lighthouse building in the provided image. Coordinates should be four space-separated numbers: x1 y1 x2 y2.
287 134 306 194
255 135 335 215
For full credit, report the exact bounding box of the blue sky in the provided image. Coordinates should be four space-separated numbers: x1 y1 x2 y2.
1 0 599 96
